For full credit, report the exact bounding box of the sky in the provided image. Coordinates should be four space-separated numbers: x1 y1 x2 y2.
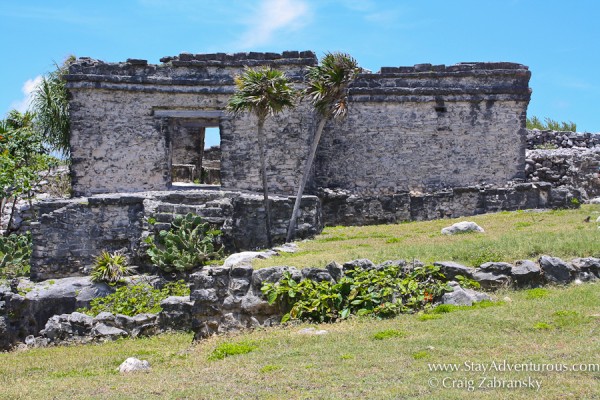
1 0 599 148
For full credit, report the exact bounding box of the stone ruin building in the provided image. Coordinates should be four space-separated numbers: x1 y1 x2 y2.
29 50 585 281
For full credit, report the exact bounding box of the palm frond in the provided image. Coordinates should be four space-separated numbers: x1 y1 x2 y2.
304 52 361 119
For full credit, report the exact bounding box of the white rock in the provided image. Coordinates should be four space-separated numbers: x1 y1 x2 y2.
589 197 600 204
596 216 600 223
297 327 329 335
223 251 271 268
118 357 151 373
441 221 485 235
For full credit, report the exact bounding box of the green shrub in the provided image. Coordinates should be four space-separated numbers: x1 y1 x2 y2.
372 329 405 340
90 250 134 284
262 264 451 323
0 232 31 279
527 116 576 132
412 351 430 360
208 341 258 361
145 213 223 273
80 280 189 317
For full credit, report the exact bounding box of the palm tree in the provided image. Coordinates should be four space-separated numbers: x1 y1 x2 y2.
286 52 360 242
227 66 296 247
31 56 75 158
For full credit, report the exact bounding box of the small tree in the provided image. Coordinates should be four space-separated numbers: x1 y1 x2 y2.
0 110 58 234
286 53 361 242
227 67 296 247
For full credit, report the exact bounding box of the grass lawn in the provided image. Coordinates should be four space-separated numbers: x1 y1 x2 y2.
1 205 599 399
255 204 600 269
0 283 598 399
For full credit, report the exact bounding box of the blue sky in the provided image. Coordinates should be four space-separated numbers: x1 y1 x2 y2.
2 0 599 145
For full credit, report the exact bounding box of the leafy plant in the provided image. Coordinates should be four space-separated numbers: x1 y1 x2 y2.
145 213 223 273
0 232 32 279
262 264 451 323
208 341 258 361
455 274 481 290
90 250 133 284
80 280 189 317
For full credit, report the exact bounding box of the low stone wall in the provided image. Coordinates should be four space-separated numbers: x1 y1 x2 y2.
190 255 600 339
30 190 322 281
525 148 600 198
526 129 600 149
319 183 582 226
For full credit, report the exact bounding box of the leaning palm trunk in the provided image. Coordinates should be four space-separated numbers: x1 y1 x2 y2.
256 119 273 247
286 118 327 242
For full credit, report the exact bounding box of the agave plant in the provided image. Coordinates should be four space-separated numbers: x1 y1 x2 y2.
90 250 134 284
145 213 223 273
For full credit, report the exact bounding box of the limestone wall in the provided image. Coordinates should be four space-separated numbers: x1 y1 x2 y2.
66 54 530 198
30 190 322 281
66 52 317 196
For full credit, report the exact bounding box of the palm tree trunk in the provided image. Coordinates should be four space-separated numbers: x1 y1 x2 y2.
257 119 273 247
286 117 327 242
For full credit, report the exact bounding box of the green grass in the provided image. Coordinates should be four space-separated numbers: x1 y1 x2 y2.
0 283 598 399
255 205 600 269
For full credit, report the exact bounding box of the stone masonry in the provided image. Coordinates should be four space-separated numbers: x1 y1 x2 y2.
65 53 531 198
30 190 321 281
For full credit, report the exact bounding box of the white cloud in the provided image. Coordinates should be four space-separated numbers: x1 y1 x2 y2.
9 76 43 113
236 0 310 49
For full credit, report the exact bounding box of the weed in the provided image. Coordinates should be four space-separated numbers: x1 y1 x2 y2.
208 341 258 361
260 365 282 373
372 329 405 340
412 351 430 360
417 314 442 321
533 322 553 330
525 288 549 299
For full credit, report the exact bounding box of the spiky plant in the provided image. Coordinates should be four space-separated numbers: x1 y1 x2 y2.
90 250 134 284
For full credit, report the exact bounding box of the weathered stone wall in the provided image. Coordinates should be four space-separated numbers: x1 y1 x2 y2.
525 148 600 198
30 190 322 281
319 183 582 226
316 64 531 195
527 129 600 149
190 255 599 339
66 55 530 198
67 52 316 196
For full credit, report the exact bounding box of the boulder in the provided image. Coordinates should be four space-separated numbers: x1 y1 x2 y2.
539 256 576 284
441 282 491 306
325 261 343 281
159 296 193 331
441 221 484 235
4 277 114 340
223 251 270 268
479 262 513 274
511 260 543 287
92 323 128 340
118 357 151 373
571 257 600 281
342 259 375 272
471 271 510 289
301 268 334 282
434 261 475 280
